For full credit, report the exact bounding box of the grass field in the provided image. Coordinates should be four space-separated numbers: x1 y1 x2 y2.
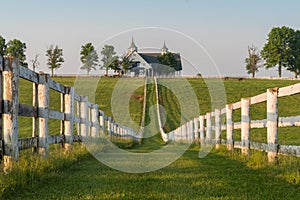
158 78 300 145
1 76 300 199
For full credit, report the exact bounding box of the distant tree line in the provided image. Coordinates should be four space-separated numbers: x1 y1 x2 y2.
0 36 183 77
246 26 300 78
0 36 27 67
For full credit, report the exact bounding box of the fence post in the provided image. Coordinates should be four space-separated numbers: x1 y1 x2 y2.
215 109 221 149
267 88 279 163
99 111 105 128
60 93 65 146
80 96 89 141
241 98 250 155
91 104 99 138
0 56 3 161
38 73 50 157
174 128 177 142
76 101 81 138
194 117 199 141
226 104 234 151
32 81 38 152
185 123 189 142
181 124 186 141
199 116 205 144
190 120 194 142
64 87 74 151
2 57 19 172
205 112 212 143
107 117 112 138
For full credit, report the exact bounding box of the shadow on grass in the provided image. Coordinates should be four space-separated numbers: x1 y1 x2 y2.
2 145 300 200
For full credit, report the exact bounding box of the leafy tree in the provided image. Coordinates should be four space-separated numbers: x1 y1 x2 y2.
46 45 64 77
287 30 300 78
157 52 179 75
6 39 27 67
120 55 135 74
0 35 6 56
109 57 121 74
245 45 262 78
80 43 99 75
30 53 40 72
261 26 295 77
100 45 117 76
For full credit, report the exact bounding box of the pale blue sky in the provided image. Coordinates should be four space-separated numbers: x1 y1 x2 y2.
1 0 300 76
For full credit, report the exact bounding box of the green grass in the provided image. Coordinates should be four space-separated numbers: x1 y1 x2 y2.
132 78 165 152
159 78 300 145
1 77 300 199
1 145 300 199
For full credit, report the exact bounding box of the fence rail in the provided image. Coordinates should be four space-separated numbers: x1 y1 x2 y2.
154 77 300 162
0 56 142 171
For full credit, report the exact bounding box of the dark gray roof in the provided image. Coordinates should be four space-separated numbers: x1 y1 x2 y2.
139 52 182 71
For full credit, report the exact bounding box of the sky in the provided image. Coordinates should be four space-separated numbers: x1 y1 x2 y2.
1 0 300 77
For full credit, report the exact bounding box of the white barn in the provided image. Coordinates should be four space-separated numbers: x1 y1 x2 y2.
126 39 182 77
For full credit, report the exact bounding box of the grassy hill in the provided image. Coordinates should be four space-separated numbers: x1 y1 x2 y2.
1 77 300 199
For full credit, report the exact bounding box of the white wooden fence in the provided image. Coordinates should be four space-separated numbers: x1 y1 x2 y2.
154 77 300 162
0 56 142 171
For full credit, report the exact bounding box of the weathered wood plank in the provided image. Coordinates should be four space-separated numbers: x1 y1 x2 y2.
0 56 3 71
19 66 38 83
73 116 81 123
279 145 300 157
199 116 205 142
250 93 267 105
49 110 64 121
19 104 37 117
233 122 241 130
278 116 300 127
73 135 82 142
80 96 89 139
232 101 241 110
64 87 74 149
49 135 64 145
3 57 19 171
250 119 267 128
278 83 300 97
267 88 279 162
215 109 221 144
241 98 250 155
86 101 93 108
221 125 227 131
0 57 3 157
74 93 81 101
49 79 66 93
226 104 234 150
32 82 38 153
205 112 212 141
250 141 269 152
18 137 38 150
220 108 226 115
38 73 50 156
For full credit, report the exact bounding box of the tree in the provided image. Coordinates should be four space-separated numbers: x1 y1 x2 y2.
157 52 179 75
80 43 99 75
30 53 40 72
0 35 6 56
287 30 300 78
100 45 116 76
6 39 27 67
120 55 135 74
261 26 295 77
245 45 262 78
46 45 64 77
109 57 121 74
